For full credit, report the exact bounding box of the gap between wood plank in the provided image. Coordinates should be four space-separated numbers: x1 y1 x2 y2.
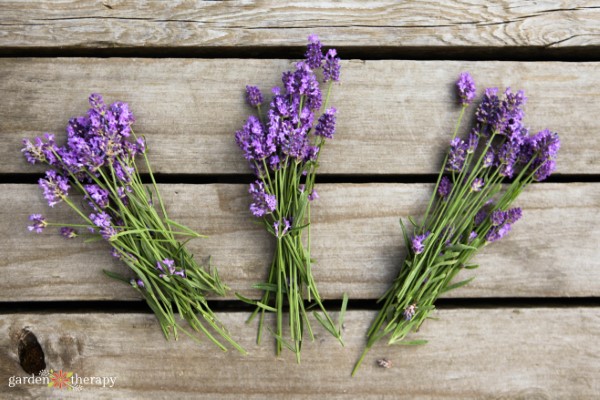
1 298 599 315
1 173 599 185
2 46 600 62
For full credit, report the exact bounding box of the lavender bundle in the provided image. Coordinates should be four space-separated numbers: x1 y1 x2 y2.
234 35 346 361
352 73 561 375
23 94 245 354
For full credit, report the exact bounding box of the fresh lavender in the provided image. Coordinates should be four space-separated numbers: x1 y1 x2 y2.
23 94 245 354
234 35 346 362
352 72 561 375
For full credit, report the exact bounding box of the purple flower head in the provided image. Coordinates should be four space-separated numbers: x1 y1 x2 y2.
471 177 484 192
248 180 277 217
323 49 341 82
308 190 319 201
28 214 47 233
22 133 58 165
411 231 431 255
60 227 77 239
235 115 275 163
467 131 479 153
456 72 476 105
89 93 106 112
497 139 522 178
438 176 452 198
446 137 469 172
474 209 488 225
468 231 478 243
475 87 501 135
245 85 264 107
403 304 417 321
527 129 561 181
174 269 186 278
84 184 110 209
161 259 176 275
274 218 292 238
486 223 512 243
506 207 522 224
481 149 494 168
305 34 323 69
136 137 146 154
39 170 70 207
136 278 145 288
90 211 112 229
314 107 337 139
490 210 506 226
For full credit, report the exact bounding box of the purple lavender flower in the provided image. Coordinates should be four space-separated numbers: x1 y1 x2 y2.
485 223 513 243
468 231 478 243
39 170 70 207
308 190 319 201
28 214 47 233
174 270 186 278
490 210 506 226
245 85 264 107
456 72 476 105
162 259 176 275
467 132 479 153
136 137 146 154
411 231 431 255
90 211 112 228
235 115 275 162
85 184 110 209
438 176 452 198
136 278 145 288
323 49 341 82
274 218 292 238
60 227 77 239
483 149 495 168
249 181 277 217
305 34 323 69
506 207 522 224
474 209 487 225
527 129 561 181
22 133 57 165
471 178 484 192
314 107 337 139
446 137 469 172
403 304 417 321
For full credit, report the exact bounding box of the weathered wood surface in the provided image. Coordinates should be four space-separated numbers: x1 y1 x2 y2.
2 59 598 175
1 1 600 51
1 308 598 399
2 182 598 301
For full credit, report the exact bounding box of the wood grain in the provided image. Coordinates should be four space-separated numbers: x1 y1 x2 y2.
2 58 599 175
1 308 598 398
2 182 598 301
1 1 600 51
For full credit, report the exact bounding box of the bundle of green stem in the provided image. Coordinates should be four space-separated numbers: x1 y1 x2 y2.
352 73 560 375
235 35 346 362
23 94 245 354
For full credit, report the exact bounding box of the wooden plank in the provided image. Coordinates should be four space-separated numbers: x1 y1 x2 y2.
1 1 600 51
2 58 599 175
1 308 598 398
2 182 598 301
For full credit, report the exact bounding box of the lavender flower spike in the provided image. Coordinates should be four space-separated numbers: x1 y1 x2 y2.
323 49 341 82
248 180 277 217
314 107 337 139
28 214 47 233
411 231 431 255
39 170 70 207
60 227 77 239
305 34 323 69
457 72 476 105
245 85 263 108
